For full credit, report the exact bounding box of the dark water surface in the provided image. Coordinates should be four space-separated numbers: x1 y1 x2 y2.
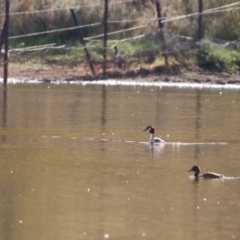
0 83 240 240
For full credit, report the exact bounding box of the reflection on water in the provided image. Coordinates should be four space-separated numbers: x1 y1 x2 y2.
0 83 240 240
147 143 166 159
194 89 202 160
1 86 7 143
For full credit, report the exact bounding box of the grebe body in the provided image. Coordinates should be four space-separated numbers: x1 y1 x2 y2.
188 166 224 179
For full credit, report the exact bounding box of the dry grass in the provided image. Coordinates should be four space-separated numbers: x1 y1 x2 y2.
0 0 239 41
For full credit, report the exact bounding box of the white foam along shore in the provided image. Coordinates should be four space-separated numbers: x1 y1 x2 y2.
1 78 240 89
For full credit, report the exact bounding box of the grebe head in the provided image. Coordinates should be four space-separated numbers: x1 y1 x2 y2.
188 166 201 177
143 125 155 134
188 166 200 172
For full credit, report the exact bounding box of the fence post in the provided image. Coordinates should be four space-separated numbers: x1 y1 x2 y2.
0 21 6 60
70 8 96 77
156 1 168 67
198 0 203 40
3 0 9 85
103 0 108 77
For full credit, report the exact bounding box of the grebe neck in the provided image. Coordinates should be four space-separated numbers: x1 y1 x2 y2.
149 133 154 143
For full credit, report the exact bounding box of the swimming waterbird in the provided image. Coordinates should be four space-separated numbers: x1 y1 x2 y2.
188 166 224 179
143 125 165 144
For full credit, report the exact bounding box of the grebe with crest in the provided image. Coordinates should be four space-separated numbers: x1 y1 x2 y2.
188 166 224 179
143 125 165 144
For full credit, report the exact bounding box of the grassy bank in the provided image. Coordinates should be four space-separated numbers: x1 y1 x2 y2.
9 34 240 74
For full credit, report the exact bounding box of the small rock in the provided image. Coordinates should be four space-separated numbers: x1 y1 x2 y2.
193 79 201 83
138 68 151 76
228 80 240 84
216 80 226 85
124 70 136 78
41 79 51 83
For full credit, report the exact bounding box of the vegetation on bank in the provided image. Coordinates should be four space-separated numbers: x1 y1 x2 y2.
196 44 240 71
10 37 240 73
2 0 240 73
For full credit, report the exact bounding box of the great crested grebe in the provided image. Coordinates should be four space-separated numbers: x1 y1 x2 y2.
188 166 224 179
143 125 165 143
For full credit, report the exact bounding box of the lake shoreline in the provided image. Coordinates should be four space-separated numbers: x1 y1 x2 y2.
4 63 240 85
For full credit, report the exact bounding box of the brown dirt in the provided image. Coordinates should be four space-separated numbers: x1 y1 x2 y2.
4 62 240 85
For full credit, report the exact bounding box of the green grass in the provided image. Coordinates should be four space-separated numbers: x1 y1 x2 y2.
196 44 240 71
9 34 240 73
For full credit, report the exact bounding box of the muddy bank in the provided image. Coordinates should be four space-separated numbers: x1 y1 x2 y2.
4 63 240 85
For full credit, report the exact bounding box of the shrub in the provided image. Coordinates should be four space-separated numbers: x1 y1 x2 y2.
196 44 237 71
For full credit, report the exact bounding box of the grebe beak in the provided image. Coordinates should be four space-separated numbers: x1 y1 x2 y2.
143 126 151 131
